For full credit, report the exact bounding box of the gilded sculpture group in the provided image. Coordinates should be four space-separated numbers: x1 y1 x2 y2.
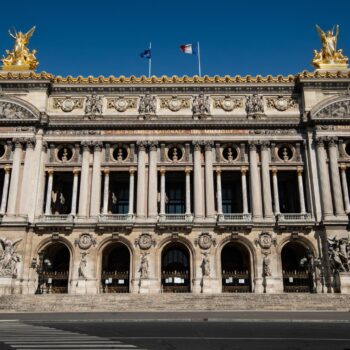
1 25 349 72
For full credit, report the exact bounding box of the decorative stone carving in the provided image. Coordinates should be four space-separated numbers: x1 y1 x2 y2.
53 97 84 112
135 233 155 250
249 129 297 135
107 97 137 112
0 238 22 278
246 94 265 119
138 93 156 115
139 252 149 279
74 233 96 250
266 96 298 111
314 99 350 119
201 252 210 277
195 233 216 250
85 93 103 119
255 232 276 256
213 96 243 111
328 236 350 273
0 102 35 119
78 252 88 279
262 255 271 277
160 96 190 112
192 93 210 117
46 130 101 136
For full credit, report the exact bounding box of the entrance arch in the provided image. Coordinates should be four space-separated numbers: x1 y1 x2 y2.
101 243 130 293
161 243 190 293
281 241 313 293
38 242 70 294
221 242 251 292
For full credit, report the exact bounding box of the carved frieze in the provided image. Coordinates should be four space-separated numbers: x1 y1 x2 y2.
53 97 84 112
139 93 156 115
0 102 35 119
85 94 103 119
315 100 350 119
245 94 265 119
213 96 243 111
194 233 216 250
74 233 96 250
266 96 298 111
107 97 137 112
192 94 210 117
135 233 156 250
160 96 190 112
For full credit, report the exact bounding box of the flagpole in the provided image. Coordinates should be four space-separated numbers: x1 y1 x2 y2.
149 42 152 78
197 41 201 77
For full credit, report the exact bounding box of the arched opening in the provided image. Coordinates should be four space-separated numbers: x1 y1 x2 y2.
281 241 314 293
221 242 251 292
37 242 70 294
161 243 190 293
101 243 130 293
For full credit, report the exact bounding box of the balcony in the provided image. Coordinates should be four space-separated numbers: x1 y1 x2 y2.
277 213 314 228
35 214 74 231
97 213 134 231
157 213 193 230
217 213 252 229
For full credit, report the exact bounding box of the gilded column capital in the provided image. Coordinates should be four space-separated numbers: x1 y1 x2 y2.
129 167 136 175
271 167 278 175
103 168 110 175
4 165 11 173
340 163 347 171
160 167 166 175
185 167 192 174
215 166 222 175
296 166 304 175
240 166 248 174
46 167 54 175
73 167 80 175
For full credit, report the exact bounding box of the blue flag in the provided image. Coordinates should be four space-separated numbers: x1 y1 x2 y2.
140 49 151 59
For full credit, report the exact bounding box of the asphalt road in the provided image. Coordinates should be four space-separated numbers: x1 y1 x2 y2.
0 312 349 350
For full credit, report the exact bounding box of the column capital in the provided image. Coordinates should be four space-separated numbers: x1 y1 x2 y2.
260 141 270 151
204 141 214 151
24 137 36 149
73 167 80 175
192 140 202 151
248 141 258 151
136 140 148 151
149 141 158 151
340 163 347 171
240 166 248 174
42 141 48 151
12 138 24 149
81 140 92 151
315 137 326 148
327 136 338 148
129 167 136 175
215 166 222 174
103 168 110 175
296 166 304 175
93 141 103 152
4 165 11 173
185 167 192 174
271 167 278 175
46 167 54 175
160 167 166 175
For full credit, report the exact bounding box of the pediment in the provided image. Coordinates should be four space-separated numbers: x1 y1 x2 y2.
311 96 350 120
0 96 40 121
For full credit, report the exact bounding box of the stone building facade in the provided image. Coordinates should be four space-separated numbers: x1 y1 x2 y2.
0 71 350 295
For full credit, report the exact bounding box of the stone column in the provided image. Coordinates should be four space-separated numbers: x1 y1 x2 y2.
35 141 48 218
128 167 136 215
328 138 345 216
316 138 334 218
7 139 23 215
193 141 204 219
19 138 36 215
241 166 249 215
271 167 280 215
216 167 223 215
44 168 54 215
160 167 166 217
0 166 11 215
78 141 91 217
260 142 273 218
297 167 306 214
71 168 80 216
185 167 192 216
340 163 350 214
204 141 215 218
102 168 110 215
90 142 102 217
249 142 263 219
148 142 158 219
136 142 147 218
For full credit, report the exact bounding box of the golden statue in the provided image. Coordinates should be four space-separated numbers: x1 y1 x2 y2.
1 26 38 71
312 24 348 70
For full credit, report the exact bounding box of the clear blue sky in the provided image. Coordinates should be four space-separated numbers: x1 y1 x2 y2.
0 0 349 77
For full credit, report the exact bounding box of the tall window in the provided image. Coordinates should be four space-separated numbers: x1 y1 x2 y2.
166 172 185 214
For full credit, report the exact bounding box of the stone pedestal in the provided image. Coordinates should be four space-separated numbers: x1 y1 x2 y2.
264 277 284 294
71 279 96 294
201 276 213 294
138 278 150 294
339 272 350 294
0 277 14 295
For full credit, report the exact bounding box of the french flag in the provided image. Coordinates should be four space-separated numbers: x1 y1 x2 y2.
180 43 198 55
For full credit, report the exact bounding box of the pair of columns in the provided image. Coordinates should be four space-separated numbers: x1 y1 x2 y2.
215 166 249 215
158 167 192 216
271 167 306 215
102 168 135 215
316 138 347 218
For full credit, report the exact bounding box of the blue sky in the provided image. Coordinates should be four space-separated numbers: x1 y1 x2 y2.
0 0 349 77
